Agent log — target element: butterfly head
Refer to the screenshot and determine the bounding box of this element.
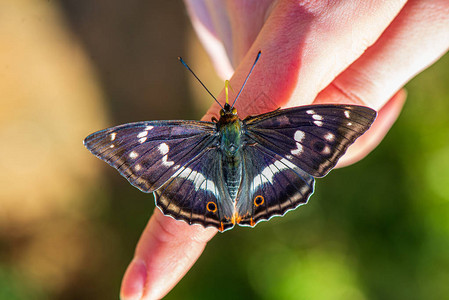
[221,103,237,116]
[218,103,239,125]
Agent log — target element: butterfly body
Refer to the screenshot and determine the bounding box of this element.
[84,103,376,232]
[217,103,244,200]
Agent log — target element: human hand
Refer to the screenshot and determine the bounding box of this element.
[120,1,449,299]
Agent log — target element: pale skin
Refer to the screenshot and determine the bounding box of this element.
[120,1,449,299]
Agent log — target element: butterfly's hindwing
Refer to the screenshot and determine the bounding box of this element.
[154,147,235,231]
[83,121,218,192]
[235,144,315,226]
[244,105,376,177]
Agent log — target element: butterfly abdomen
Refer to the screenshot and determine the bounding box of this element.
[222,154,242,200]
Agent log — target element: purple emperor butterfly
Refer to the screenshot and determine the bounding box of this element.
[84,52,376,232]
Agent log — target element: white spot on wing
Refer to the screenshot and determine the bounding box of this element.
[129,151,138,159]
[161,157,174,167]
[306,110,315,115]
[291,143,303,155]
[145,125,154,131]
[251,176,264,191]
[261,166,273,183]
[110,133,116,141]
[324,133,335,142]
[159,143,169,155]
[322,146,331,155]
[137,131,148,138]
[134,164,142,171]
[171,165,184,178]
[251,158,297,191]
[344,110,350,118]
[175,167,216,194]
[347,122,352,126]
[109,144,115,148]
[294,130,305,142]
[312,114,323,121]
[314,120,323,127]
[159,143,174,167]
[279,158,297,169]
[139,137,147,144]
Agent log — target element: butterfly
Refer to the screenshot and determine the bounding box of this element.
[84,51,376,232]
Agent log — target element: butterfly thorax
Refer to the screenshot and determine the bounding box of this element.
[217,113,242,156]
[217,105,244,199]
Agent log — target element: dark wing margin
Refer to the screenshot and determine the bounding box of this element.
[83,120,218,192]
[243,104,376,177]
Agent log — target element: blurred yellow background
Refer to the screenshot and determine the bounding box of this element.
[1,1,449,300]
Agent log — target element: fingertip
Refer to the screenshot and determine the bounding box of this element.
[122,210,217,300]
[120,258,147,300]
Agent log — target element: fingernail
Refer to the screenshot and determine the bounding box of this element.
[120,258,147,300]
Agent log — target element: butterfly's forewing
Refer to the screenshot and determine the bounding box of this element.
[244,105,377,177]
[154,148,235,231]
[236,143,315,227]
[83,120,218,192]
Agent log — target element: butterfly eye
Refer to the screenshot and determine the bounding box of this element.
[231,107,237,115]
[254,195,264,207]
[206,201,217,213]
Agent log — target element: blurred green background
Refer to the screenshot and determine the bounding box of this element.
[1,1,448,300]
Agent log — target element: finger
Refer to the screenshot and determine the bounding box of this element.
[120,210,216,300]
[312,0,448,163]
[199,0,408,117]
[314,0,449,110]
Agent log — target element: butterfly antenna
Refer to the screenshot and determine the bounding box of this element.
[178,56,223,109]
[231,51,261,108]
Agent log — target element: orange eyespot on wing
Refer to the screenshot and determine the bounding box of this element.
[254,195,264,207]
[206,201,217,213]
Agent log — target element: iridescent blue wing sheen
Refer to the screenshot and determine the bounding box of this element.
[154,148,235,231]
[83,120,218,192]
[243,104,376,178]
[235,143,315,227]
